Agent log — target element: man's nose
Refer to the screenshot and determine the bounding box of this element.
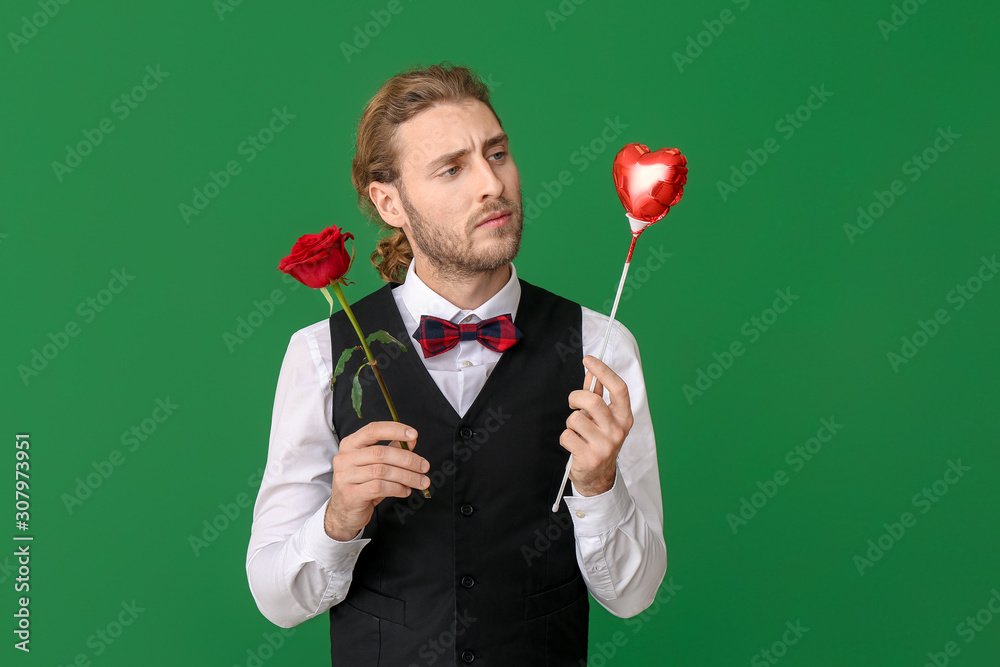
[471,155,504,199]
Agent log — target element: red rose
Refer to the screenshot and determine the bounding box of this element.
[278,226,355,289]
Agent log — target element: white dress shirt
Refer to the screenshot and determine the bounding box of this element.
[246,259,666,628]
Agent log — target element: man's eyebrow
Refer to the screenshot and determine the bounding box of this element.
[426,133,508,172]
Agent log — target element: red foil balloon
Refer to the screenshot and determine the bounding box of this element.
[613,144,688,228]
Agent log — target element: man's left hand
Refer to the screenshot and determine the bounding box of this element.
[560,354,634,497]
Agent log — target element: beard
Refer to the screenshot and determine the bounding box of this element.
[399,185,523,284]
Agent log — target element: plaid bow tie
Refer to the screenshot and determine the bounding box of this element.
[413,313,523,359]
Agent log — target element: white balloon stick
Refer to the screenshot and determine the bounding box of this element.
[552,227,643,512]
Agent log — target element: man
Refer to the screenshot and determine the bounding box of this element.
[247,63,665,665]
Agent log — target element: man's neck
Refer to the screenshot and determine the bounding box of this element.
[412,259,511,311]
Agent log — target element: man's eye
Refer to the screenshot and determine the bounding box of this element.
[442,151,505,177]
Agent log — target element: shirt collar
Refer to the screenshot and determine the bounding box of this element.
[396,257,521,325]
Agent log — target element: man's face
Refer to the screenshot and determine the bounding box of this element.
[390,99,523,282]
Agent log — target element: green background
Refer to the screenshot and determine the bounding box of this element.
[3,0,998,665]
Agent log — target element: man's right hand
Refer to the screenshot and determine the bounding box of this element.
[324,421,430,541]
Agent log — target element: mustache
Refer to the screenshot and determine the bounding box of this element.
[470,198,521,230]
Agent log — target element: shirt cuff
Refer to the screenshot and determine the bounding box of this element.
[298,500,372,572]
[564,465,631,537]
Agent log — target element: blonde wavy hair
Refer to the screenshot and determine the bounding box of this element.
[351,62,502,283]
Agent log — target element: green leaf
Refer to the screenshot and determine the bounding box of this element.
[351,361,370,418]
[332,346,362,385]
[366,329,408,352]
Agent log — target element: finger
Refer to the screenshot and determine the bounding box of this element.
[386,439,421,454]
[361,478,419,500]
[559,429,607,473]
[558,427,588,456]
[568,389,611,427]
[583,368,605,398]
[583,355,631,422]
[343,459,431,492]
[351,440,429,474]
[342,421,419,452]
[566,409,603,444]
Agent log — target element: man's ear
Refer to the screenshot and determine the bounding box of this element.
[369,181,406,230]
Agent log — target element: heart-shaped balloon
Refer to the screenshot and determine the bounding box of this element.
[613,143,688,231]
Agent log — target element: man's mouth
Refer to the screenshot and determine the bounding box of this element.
[476,210,512,229]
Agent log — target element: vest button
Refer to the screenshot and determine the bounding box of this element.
[459,427,474,439]
[461,649,476,663]
[460,503,474,516]
[461,575,475,588]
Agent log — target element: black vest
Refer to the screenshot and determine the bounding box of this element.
[327,278,588,666]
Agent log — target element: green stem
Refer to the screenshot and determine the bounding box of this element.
[330,282,431,498]
[329,282,431,500]
[329,283,401,423]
